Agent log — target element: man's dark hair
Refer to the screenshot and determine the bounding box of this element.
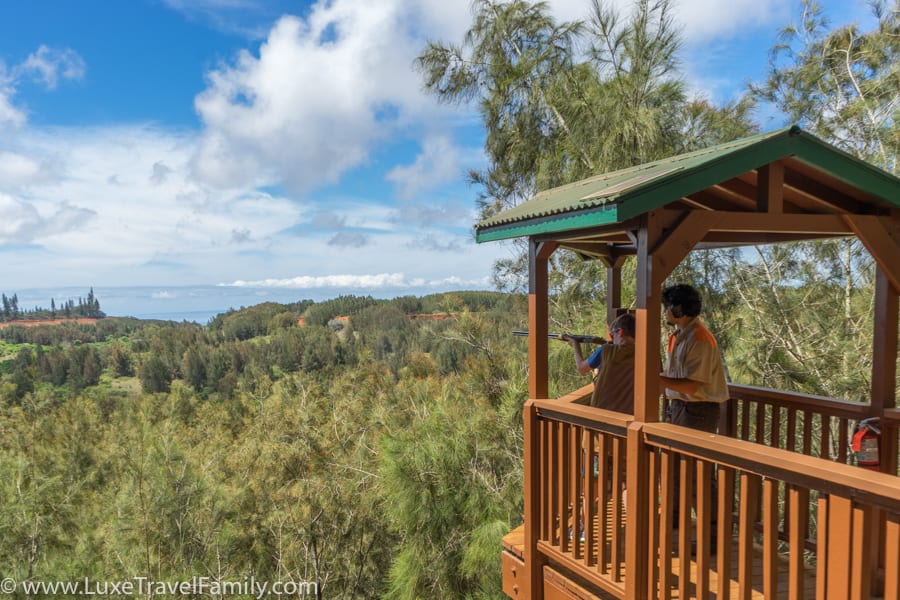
[661,284,702,318]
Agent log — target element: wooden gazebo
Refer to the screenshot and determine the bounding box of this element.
[475,126,900,599]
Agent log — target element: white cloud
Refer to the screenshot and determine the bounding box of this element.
[0,193,94,244]
[224,272,409,288]
[192,1,428,192]
[328,231,370,248]
[221,271,490,289]
[17,45,86,90]
[674,0,787,41]
[387,135,469,199]
[0,150,43,185]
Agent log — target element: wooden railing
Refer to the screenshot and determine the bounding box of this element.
[726,384,900,475]
[725,384,869,463]
[523,390,900,600]
[642,423,900,599]
[530,386,632,598]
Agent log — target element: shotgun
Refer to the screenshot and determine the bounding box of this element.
[512,330,608,344]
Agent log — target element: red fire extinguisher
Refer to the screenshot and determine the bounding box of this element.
[851,417,881,471]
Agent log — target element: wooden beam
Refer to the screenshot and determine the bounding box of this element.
[784,156,876,210]
[711,177,759,209]
[844,215,900,293]
[683,188,741,211]
[757,161,784,214]
[651,211,720,281]
[711,212,850,235]
[606,263,622,325]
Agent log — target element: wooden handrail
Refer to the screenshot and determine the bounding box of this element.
[532,397,631,435]
[727,383,872,419]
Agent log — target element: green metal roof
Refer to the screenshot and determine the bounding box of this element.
[475,126,900,243]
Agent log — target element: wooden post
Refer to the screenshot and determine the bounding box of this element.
[528,240,555,401]
[872,266,899,473]
[625,420,650,600]
[524,239,555,600]
[871,266,899,596]
[606,258,624,327]
[523,399,545,600]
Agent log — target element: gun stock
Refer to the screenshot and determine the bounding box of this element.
[512,330,607,344]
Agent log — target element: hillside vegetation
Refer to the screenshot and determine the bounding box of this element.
[0,291,533,599]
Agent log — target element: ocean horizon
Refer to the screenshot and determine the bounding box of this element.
[12,283,493,325]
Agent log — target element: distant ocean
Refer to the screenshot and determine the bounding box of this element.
[13,284,488,325]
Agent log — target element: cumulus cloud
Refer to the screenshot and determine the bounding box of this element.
[386,135,468,199]
[191,0,435,192]
[18,45,86,90]
[0,194,95,244]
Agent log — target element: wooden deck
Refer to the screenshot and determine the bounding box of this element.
[503,521,821,600]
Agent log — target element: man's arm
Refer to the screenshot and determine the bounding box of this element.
[659,374,701,396]
[563,336,594,374]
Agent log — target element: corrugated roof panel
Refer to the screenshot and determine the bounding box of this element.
[474,126,900,243]
[476,127,792,231]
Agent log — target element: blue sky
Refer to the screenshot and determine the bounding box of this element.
[0,0,871,298]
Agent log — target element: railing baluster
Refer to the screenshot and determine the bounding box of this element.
[647,447,660,599]
[659,449,675,600]
[838,417,849,464]
[771,403,782,448]
[802,409,813,455]
[822,413,832,459]
[696,459,714,596]
[560,422,571,554]
[598,433,609,574]
[787,407,798,452]
[551,420,560,546]
[570,424,581,560]
[611,435,624,582]
[817,496,829,599]
[886,513,900,600]
[788,485,809,600]
[717,466,735,600]
[585,431,597,569]
[756,402,766,444]
[739,472,760,600]
[763,477,778,598]
[540,418,550,542]
[677,455,693,600]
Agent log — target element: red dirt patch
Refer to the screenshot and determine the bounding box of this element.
[0,317,100,329]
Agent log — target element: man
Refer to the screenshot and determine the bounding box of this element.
[659,283,728,555]
[563,312,636,414]
[562,312,636,542]
[659,284,728,431]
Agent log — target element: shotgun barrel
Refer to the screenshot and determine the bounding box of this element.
[512,330,607,344]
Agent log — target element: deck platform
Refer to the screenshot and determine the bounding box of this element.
[502,523,822,600]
